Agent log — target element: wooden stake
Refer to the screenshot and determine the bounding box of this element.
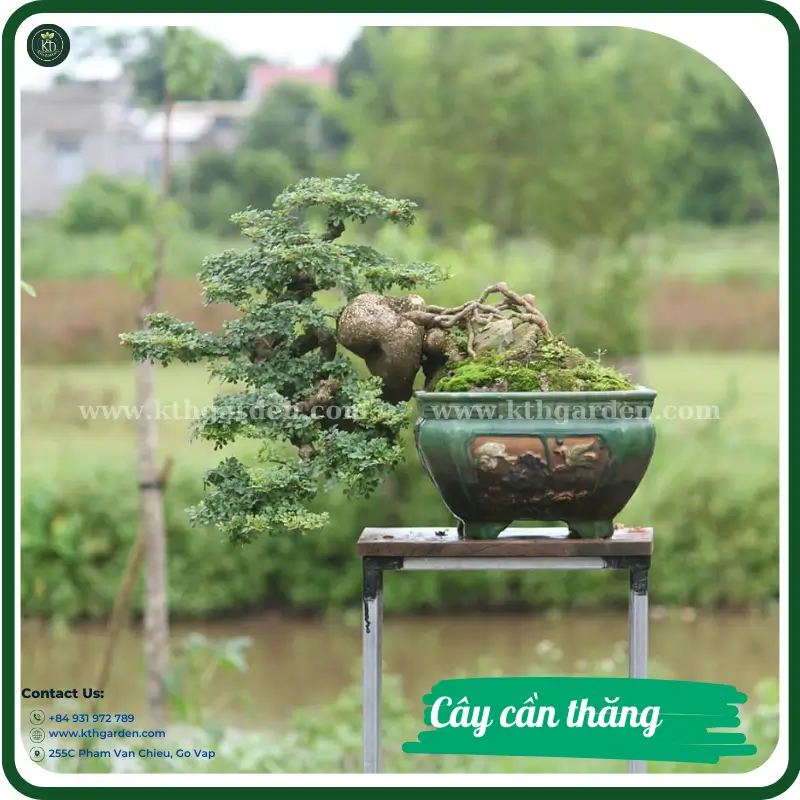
[90,457,174,717]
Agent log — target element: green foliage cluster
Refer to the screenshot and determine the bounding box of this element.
[243,82,346,172]
[58,174,159,234]
[338,26,776,233]
[432,337,636,392]
[120,176,447,545]
[173,149,298,236]
[21,470,272,620]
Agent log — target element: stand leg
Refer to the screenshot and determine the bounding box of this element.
[628,559,649,774]
[363,558,383,773]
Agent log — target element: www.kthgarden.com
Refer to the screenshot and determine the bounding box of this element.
[77,400,720,423]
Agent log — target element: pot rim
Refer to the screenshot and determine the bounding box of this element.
[415,386,657,403]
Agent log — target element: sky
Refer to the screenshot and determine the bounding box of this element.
[19,19,363,89]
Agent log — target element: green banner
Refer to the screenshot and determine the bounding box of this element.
[402,678,758,764]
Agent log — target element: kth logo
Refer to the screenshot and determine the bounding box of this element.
[27,25,70,67]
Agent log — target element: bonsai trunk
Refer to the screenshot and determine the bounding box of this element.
[135,86,173,727]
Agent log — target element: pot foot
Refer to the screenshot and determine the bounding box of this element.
[456,520,510,540]
[566,520,614,539]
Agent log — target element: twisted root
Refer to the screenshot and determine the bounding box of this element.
[402,282,551,357]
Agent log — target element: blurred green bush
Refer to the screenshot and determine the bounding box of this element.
[172,148,298,235]
[59,174,159,234]
[21,430,778,621]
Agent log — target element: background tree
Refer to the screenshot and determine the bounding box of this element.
[335,26,391,98]
[172,147,299,235]
[665,73,778,225]
[243,82,346,173]
[117,26,217,726]
[67,26,257,106]
[125,28,256,106]
[341,27,690,240]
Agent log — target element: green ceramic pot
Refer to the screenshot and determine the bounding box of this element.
[414,389,657,539]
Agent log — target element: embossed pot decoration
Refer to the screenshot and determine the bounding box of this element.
[414,389,657,540]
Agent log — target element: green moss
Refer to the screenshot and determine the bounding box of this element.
[430,336,636,393]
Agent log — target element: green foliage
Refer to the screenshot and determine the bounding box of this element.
[20,424,777,621]
[116,198,190,293]
[164,633,252,727]
[546,243,650,358]
[336,27,391,99]
[178,149,236,194]
[666,65,778,225]
[171,80,348,233]
[63,25,776,238]
[233,149,299,211]
[21,222,242,280]
[69,27,254,107]
[24,212,778,289]
[58,174,159,234]
[432,337,635,392]
[20,469,278,621]
[163,26,219,101]
[174,149,299,235]
[339,27,767,359]
[243,82,343,173]
[642,420,779,607]
[341,27,683,245]
[177,181,244,236]
[120,176,447,544]
[339,26,776,236]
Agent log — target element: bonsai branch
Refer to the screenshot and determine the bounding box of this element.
[320,218,346,242]
[250,328,337,365]
[288,378,341,415]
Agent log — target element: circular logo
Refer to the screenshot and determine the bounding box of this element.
[27,24,70,68]
[30,728,45,743]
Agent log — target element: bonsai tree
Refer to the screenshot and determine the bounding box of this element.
[122,175,632,544]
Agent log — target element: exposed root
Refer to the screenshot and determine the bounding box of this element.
[402,282,551,357]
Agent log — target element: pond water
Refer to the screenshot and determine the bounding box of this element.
[21,609,777,731]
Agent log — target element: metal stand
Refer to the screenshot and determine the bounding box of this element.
[627,560,649,774]
[358,526,652,775]
[362,559,384,774]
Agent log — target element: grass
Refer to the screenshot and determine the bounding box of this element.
[22,352,778,479]
[21,219,779,288]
